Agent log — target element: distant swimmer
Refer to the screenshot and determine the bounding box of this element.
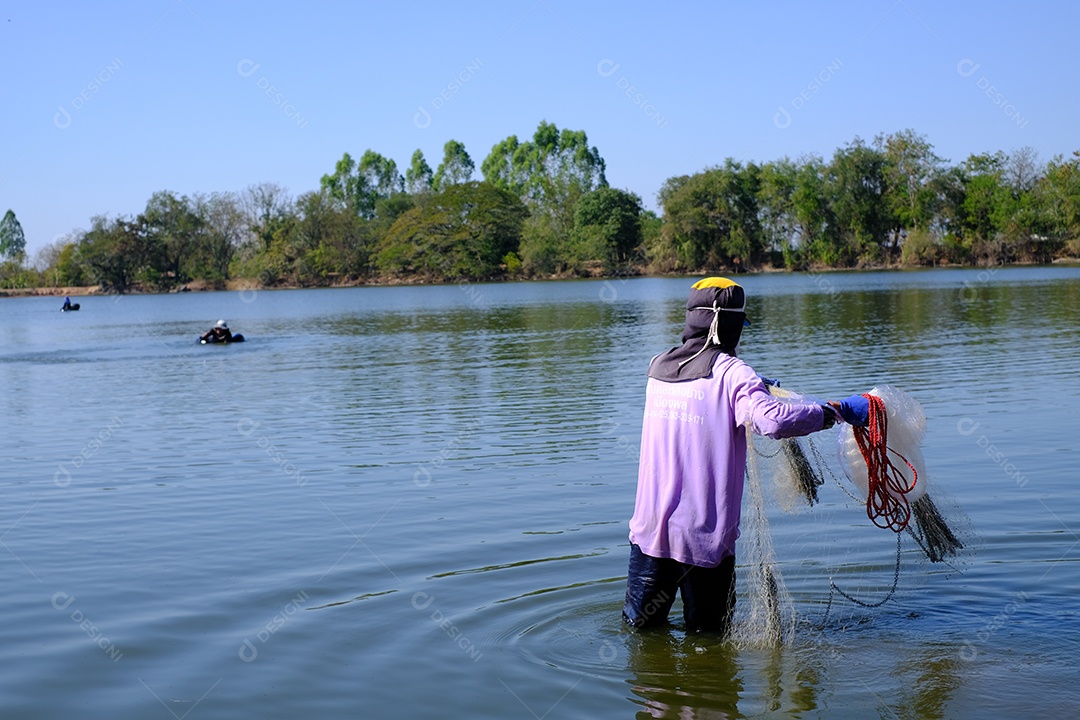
[200,319,244,344]
[61,296,80,311]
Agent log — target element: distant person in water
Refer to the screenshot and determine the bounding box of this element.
[62,296,73,311]
[200,320,233,343]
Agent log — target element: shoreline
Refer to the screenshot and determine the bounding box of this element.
[3,260,1077,298]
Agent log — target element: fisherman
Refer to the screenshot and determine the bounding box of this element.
[623,277,868,635]
[200,319,234,343]
[62,296,73,311]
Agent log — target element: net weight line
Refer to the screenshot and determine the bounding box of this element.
[822,533,903,627]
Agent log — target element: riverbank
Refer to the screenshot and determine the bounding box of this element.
[4,259,1077,298]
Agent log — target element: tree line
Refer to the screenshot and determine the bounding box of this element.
[3,124,1079,292]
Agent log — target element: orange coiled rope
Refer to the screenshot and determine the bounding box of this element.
[853,393,919,532]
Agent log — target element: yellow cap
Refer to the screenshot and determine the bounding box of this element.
[691,277,741,290]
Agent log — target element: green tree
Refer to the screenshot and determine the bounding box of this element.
[483,120,606,204]
[191,192,247,280]
[485,121,608,274]
[140,190,204,287]
[958,152,1012,263]
[376,181,527,280]
[1039,151,1080,255]
[824,138,890,264]
[875,130,945,254]
[656,160,762,272]
[77,215,152,293]
[55,239,88,286]
[791,155,838,265]
[757,158,799,264]
[321,151,404,219]
[433,140,475,190]
[0,209,26,260]
[243,182,293,252]
[320,152,370,216]
[358,150,404,214]
[405,149,434,194]
[569,187,643,271]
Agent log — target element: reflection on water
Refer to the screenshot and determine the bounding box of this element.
[1,268,1080,717]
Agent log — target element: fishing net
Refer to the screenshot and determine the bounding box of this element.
[729,431,797,648]
[733,384,974,646]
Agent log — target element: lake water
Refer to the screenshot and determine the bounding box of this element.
[2,267,1079,718]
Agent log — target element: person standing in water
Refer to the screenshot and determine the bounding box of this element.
[623,277,867,634]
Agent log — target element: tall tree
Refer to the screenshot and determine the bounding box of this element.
[570,187,643,270]
[320,153,370,216]
[1006,146,1041,194]
[243,182,293,251]
[825,138,890,264]
[192,192,247,280]
[756,158,799,259]
[405,149,434,194]
[484,121,608,274]
[358,150,403,209]
[77,215,152,293]
[433,140,475,190]
[0,209,26,260]
[790,155,837,264]
[376,182,527,280]
[322,150,404,219]
[959,152,1010,242]
[875,129,945,247]
[140,190,206,285]
[482,120,606,203]
[658,160,762,271]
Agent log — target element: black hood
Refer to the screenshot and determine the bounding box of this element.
[647,278,749,382]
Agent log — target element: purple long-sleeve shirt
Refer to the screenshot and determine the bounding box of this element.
[629,353,824,567]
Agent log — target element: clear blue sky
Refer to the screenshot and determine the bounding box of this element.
[2,0,1075,259]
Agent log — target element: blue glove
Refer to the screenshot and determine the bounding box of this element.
[835,395,870,427]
